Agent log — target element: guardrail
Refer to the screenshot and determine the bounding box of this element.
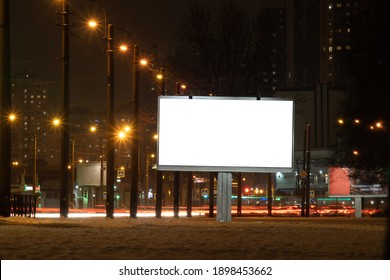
[10,194,37,218]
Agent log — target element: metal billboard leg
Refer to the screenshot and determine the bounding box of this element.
[217,172,232,222]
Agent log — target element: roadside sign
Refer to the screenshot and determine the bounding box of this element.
[300,170,307,178]
[117,169,125,178]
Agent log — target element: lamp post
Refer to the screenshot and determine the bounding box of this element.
[296,112,310,217]
[105,23,115,219]
[305,124,311,217]
[88,0,115,218]
[108,26,137,218]
[57,0,71,218]
[70,137,75,207]
[33,134,37,193]
[130,45,139,218]
[156,68,165,218]
[0,0,11,217]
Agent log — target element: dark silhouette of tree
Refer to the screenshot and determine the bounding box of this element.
[166,1,271,97]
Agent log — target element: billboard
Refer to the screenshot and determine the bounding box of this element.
[328,167,388,197]
[77,162,106,186]
[157,96,294,172]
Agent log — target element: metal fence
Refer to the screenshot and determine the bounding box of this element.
[10,194,37,218]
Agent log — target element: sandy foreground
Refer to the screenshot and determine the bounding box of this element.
[0,216,388,260]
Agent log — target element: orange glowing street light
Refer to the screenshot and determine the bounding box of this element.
[90,125,97,133]
[8,113,16,122]
[88,20,98,28]
[52,118,61,127]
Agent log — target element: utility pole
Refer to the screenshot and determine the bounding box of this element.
[173,82,181,218]
[0,0,11,217]
[301,126,307,217]
[70,138,75,207]
[105,23,115,219]
[33,134,37,193]
[130,45,139,218]
[155,68,165,218]
[58,0,70,218]
[305,124,311,217]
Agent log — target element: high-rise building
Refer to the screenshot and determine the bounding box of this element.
[258,8,287,95]
[286,0,361,88]
[11,71,61,175]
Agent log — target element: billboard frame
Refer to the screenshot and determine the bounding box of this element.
[157,96,295,173]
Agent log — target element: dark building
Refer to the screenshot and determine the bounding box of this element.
[285,0,360,88]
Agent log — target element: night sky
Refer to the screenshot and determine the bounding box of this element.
[10,0,283,113]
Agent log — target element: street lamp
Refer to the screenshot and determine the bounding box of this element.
[87,0,115,218]
[0,0,12,217]
[57,0,71,218]
[106,26,138,218]
[129,44,140,218]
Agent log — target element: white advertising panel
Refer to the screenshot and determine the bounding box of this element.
[157,96,294,172]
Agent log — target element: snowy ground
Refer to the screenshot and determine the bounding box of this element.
[0,215,388,260]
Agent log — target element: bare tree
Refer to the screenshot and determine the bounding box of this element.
[167,2,269,97]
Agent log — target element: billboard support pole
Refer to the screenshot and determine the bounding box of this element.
[217,172,232,222]
[354,197,362,218]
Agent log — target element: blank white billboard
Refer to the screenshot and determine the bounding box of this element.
[157,96,294,172]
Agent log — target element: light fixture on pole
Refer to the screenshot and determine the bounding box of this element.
[112,27,137,218]
[88,0,115,219]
